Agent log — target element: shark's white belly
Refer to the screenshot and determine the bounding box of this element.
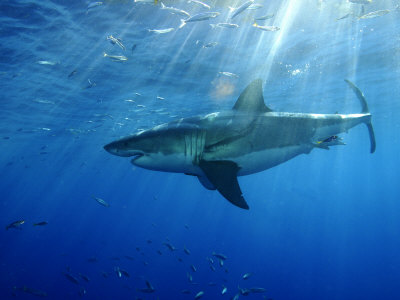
[229,144,313,176]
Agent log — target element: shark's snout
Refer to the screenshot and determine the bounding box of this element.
[104,141,130,157]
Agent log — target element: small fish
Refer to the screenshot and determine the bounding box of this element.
[139,280,155,293]
[5,220,25,230]
[37,60,57,65]
[210,265,216,272]
[349,0,372,4]
[120,269,130,277]
[93,196,109,207]
[210,23,239,29]
[317,135,346,147]
[79,273,90,282]
[114,266,122,278]
[191,264,197,272]
[232,293,240,300]
[250,287,267,293]
[207,257,214,264]
[219,259,224,267]
[101,271,109,278]
[181,289,191,294]
[33,221,48,226]
[14,286,47,297]
[84,79,96,89]
[68,69,77,78]
[131,44,137,53]
[148,28,175,34]
[107,35,125,50]
[79,287,87,296]
[157,250,162,255]
[242,272,252,280]
[212,252,227,260]
[358,9,390,19]
[239,287,251,295]
[163,242,177,251]
[179,12,220,28]
[219,71,239,78]
[336,13,352,20]
[64,273,79,285]
[187,272,193,282]
[254,13,274,21]
[103,52,128,62]
[202,42,218,48]
[230,0,254,19]
[160,2,190,17]
[221,286,227,295]
[247,3,263,10]
[87,2,103,13]
[253,23,280,31]
[188,0,210,9]
[195,291,204,299]
[208,282,217,286]
[184,246,191,255]
[156,96,165,100]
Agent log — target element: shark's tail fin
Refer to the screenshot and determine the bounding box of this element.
[179,19,186,29]
[345,79,376,153]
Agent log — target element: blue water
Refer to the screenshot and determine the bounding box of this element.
[1,0,400,299]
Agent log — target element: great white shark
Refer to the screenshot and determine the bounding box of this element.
[104,79,375,209]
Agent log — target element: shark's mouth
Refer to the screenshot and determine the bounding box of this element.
[130,153,144,163]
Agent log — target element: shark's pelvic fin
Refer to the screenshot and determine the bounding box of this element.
[199,160,249,210]
[344,79,376,153]
[233,79,273,113]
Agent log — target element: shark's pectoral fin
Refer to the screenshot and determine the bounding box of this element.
[197,174,216,190]
[199,160,249,210]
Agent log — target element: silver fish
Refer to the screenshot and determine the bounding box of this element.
[230,0,254,19]
[179,12,220,28]
[358,9,390,19]
[160,2,190,17]
[194,291,204,299]
[148,28,174,34]
[210,23,239,29]
[188,0,210,10]
[254,13,274,21]
[103,53,128,62]
[107,35,125,50]
[253,23,280,31]
[219,71,239,78]
[93,196,110,207]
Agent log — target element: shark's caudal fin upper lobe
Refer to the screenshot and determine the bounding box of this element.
[345,79,376,153]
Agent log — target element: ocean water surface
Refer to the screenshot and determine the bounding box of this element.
[1,0,400,299]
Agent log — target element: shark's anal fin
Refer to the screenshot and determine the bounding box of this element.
[233,79,273,113]
[199,160,249,210]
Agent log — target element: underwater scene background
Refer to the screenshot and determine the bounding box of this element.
[1,0,400,299]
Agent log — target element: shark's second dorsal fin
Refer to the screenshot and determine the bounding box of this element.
[233,79,273,113]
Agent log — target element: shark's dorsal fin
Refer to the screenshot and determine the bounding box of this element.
[199,160,249,209]
[233,79,272,113]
